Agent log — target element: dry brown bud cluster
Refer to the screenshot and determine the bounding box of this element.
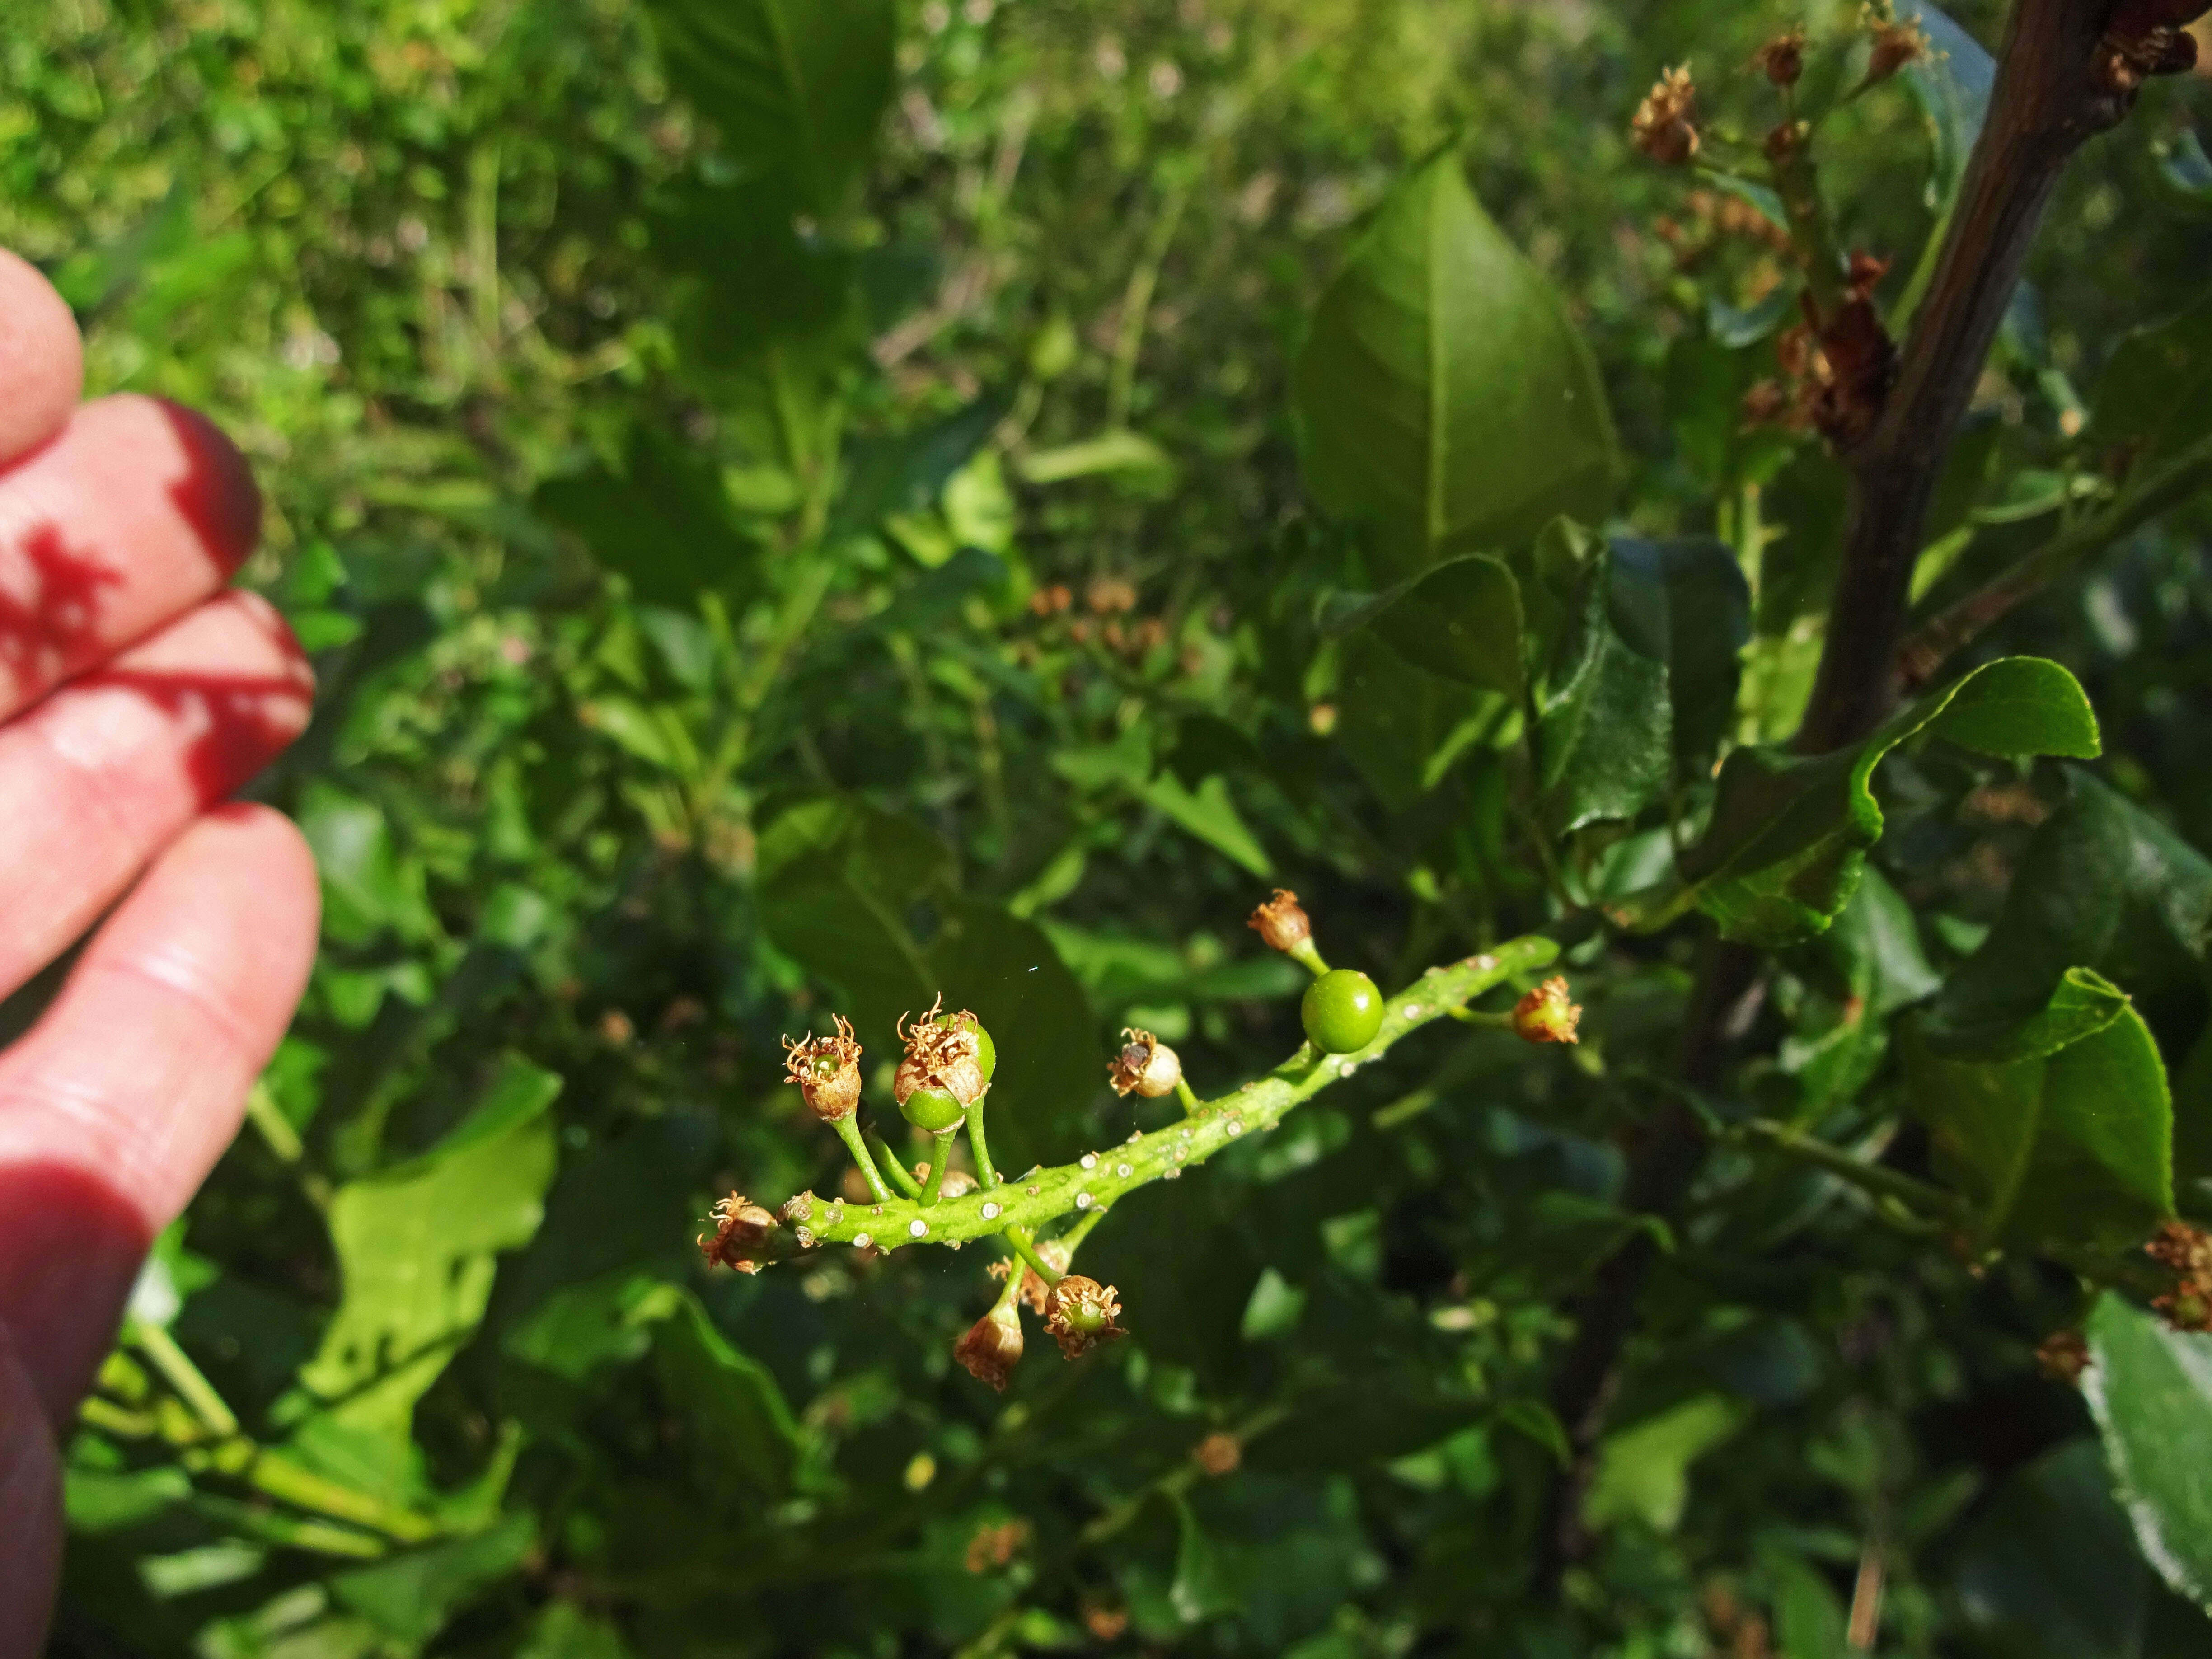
[1755,26,1806,87]
[1631,65,1700,166]
[698,1192,778,1272]
[2148,1220,2212,1331]
[1862,8,1931,84]
[2035,1329,2092,1386]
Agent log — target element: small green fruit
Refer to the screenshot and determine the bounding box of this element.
[900,1084,967,1134]
[939,1010,997,1083]
[1302,969,1383,1054]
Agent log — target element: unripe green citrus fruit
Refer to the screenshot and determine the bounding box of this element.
[1302,968,1383,1054]
[900,1084,968,1134]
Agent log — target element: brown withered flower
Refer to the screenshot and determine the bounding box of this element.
[2036,1329,2093,1387]
[1248,888,1313,955]
[1510,976,1583,1045]
[894,994,988,1110]
[1109,1028,1184,1098]
[1863,8,1931,84]
[1192,1430,1243,1476]
[698,1192,778,1272]
[954,1299,1026,1391]
[1631,65,1700,166]
[2148,1220,2212,1332]
[782,1015,863,1121]
[1045,1275,1127,1359]
[1755,26,1807,87]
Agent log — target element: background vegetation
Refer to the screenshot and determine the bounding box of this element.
[8,0,2212,1653]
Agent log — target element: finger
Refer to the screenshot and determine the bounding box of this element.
[0,590,313,1002]
[0,1325,61,1659]
[0,805,319,1421]
[0,394,261,722]
[0,248,82,466]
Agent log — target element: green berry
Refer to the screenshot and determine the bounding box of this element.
[1302,968,1383,1054]
[900,1083,967,1134]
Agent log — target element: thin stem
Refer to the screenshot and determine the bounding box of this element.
[1738,1118,1970,1220]
[866,1128,925,1200]
[1173,1076,1200,1115]
[244,1079,303,1164]
[127,1319,239,1439]
[1003,1227,1064,1289]
[1448,1007,1512,1029]
[964,1095,1001,1189]
[1288,937,1330,977]
[1894,431,2212,691]
[830,1115,897,1204]
[917,1131,955,1209]
[1106,173,1190,429]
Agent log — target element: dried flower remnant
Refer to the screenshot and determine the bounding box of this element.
[1861,7,1930,84]
[2147,1220,2212,1331]
[963,1518,1032,1573]
[1510,976,1583,1045]
[782,1015,863,1121]
[1248,888,1313,954]
[1631,65,1700,166]
[1192,1430,1242,1476]
[954,1299,1025,1391]
[1045,1275,1126,1358]
[698,1192,778,1271]
[2035,1329,2092,1386]
[1756,26,1807,87]
[895,994,990,1112]
[1109,1028,1184,1098]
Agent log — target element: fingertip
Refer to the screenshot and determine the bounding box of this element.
[143,398,262,576]
[0,249,83,468]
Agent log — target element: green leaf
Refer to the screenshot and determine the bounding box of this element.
[926,899,1101,1173]
[2093,289,2212,475]
[1952,1439,2147,1659]
[1782,867,1941,1110]
[1014,429,1178,489]
[1673,657,2100,946]
[641,0,893,216]
[292,1065,561,1491]
[331,1510,536,1645]
[1169,1495,1238,1624]
[1317,553,1527,701]
[297,783,438,948]
[2085,1292,2212,1615]
[755,795,952,1042]
[1936,769,2212,1049]
[1583,1393,1746,1534]
[1904,968,2172,1263]
[1292,153,1617,574]
[535,425,759,606]
[1135,771,1274,879]
[1901,5,1995,206]
[651,1291,803,1500]
[1535,532,1749,833]
[1333,631,1500,811]
[1762,1549,1850,1659]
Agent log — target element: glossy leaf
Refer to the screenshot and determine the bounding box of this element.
[642,0,894,215]
[2085,1292,2212,1614]
[1292,154,1617,572]
[1317,553,1527,701]
[1904,968,2172,1261]
[1902,4,1995,205]
[651,1291,804,1500]
[1936,767,2212,1047]
[1674,657,2101,946]
[1953,1440,2147,1659]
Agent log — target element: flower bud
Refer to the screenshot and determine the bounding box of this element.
[1755,27,1805,87]
[781,1016,862,1121]
[1247,888,1313,955]
[1045,1275,1126,1359]
[954,1299,1025,1391]
[1509,976,1582,1045]
[698,1191,778,1271]
[1108,1028,1183,1098]
[1631,65,1699,166]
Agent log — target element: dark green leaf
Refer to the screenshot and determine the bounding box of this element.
[1952,1440,2146,1659]
[1902,5,1995,205]
[331,1511,536,1644]
[535,425,759,606]
[1317,553,1527,701]
[1534,534,1668,834]
[1904,968,2172,1262]
[1583,1394,1745,1534]
[2093,290,2212,475]
[1292,154,1617,573]
[1333,631,1498,811]
[1616,536,1751,770]
[651,1291,803,1500]
[1674,657,2100,946]
[2085,1292,2212,1614]
[641,0,894,215]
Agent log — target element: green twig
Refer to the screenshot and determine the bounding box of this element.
[126,1319,239,1440]
[830,1115,897,1204]
[1738,1118,1970,1221]
[867,1128,926,1200]
[1287,937,1331,977]
[964,1095,1001,1189]
[917,1131,955,1209]
[1003,1227,1064,1289]
[1173,1076,1201,1115]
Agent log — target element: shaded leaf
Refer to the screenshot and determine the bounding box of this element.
[331,1510,535,1645]
[642,0,893,215]
[1905,968,2172,1263]
[1317,553,1526,701]
[1952,1440,2146,1659]
[2093,290,2212,476]
[1673,657,2100,946]
[1293,154,1617,574]
[651,1291,803,1500]
[1902,5,1995,205]
[535,426,759,605]
[2085,1292,2212,1614]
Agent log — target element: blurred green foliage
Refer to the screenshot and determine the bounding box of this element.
[10,0,2212,1654]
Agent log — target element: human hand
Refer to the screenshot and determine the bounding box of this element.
[0,248,319,1653]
